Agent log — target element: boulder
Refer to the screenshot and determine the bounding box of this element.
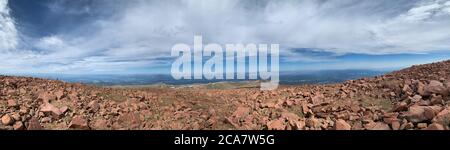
[334,119,351,130]
[1,114,13,125]
[423,80,447,96]
[267,119,286,130]
[69,116,90,130]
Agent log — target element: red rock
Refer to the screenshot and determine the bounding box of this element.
[55,90,64,100]
[403,84,413,93]
[391,102,408,112]
[391,121,400,130]
[27,117,43,130]
[311,94,324,105]
[302,103,309,114]
[410,95,422,102]
[432,107,450,125]
[118,113,141,129]
[390,92,396,97]
[11,113,20,121]
[13,121,24,130]
[366,122,390,130]
[350,105,360,112]
[424,123,445,130]
[406,106,437,123]
[38,92,55,103]
[400,122,414,130]
[69,116,90,130]
[423,80,447,96]
[39,103,62,118]
[383,117,398,124]
[351,121,364,130]
[68,93,79,102]
[281,112,300,127]
[285,99,294,106]
[306,117,321,129]
[295,120,306,130]
[232,106,250,119]
[267,119,286,130]
[91,119,109,130]
[383,112,398,118]
[261,102,276,108]
[88,100,100,112]
[41,117,51,123]
[7,99,18,108]
[334,119,351,130]
[417,82,426,96]
[1,114,13,125]
[430,94,443,105]
[19,107,28,115]
[59,106,69,114]
[225,117,240,128]
[417,123,428,128]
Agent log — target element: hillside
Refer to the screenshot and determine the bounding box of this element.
[1,60,450,130]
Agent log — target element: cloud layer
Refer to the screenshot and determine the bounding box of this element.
[0,0,17,51]
[1,0,450,74]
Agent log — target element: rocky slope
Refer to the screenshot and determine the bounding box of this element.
[1,60,450,130]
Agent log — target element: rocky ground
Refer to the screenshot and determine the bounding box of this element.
[1,60,450,130]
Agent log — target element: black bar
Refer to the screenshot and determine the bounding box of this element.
[0,131,449,148]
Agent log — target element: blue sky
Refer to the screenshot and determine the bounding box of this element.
[1,0,450,75]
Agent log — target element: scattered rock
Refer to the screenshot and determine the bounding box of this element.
[91,119,109,130]
[430,94,444,105]
[334,119,351,130]
[391,102,408,112]
[306,117,321,129]
[59,106,69,114]
[281,112,301,128]
[2,60,450,130]
[13,121,24,130]
[232,106,250,119]
[88,100,100,112]
[391,121,400,130]
[1,114,13,125]
[19,107,28,115]
[406,106,437,123]
[267,119,286,130]
[424,123,445,130]
[118,113,141,129]
[424,80,448,96]
[69,116,90,130]
[400,122,414,130]
[432,107,450,126]
[27,117,43,130]
[40,103,62,118]
[417,123,428,129]
[7,99,18,108]
[366,122,390,130]
[11,113,20,121]
[411,95,422,102]
[417,82,426,96]
[55,90,64,100]
[41,117,51,123]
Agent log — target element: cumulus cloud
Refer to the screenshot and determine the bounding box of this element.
[0,0,18,51]
[2,0,450,74]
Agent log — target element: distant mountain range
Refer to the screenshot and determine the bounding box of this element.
[11,69,388,86]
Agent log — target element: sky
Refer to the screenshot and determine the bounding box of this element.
[1,0,450,75]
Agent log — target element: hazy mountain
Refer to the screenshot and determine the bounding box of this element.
[12,69,388,86]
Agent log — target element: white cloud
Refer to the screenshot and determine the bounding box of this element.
[2,0,450,74]
[0,0,18,51]
[36,36,65,51]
